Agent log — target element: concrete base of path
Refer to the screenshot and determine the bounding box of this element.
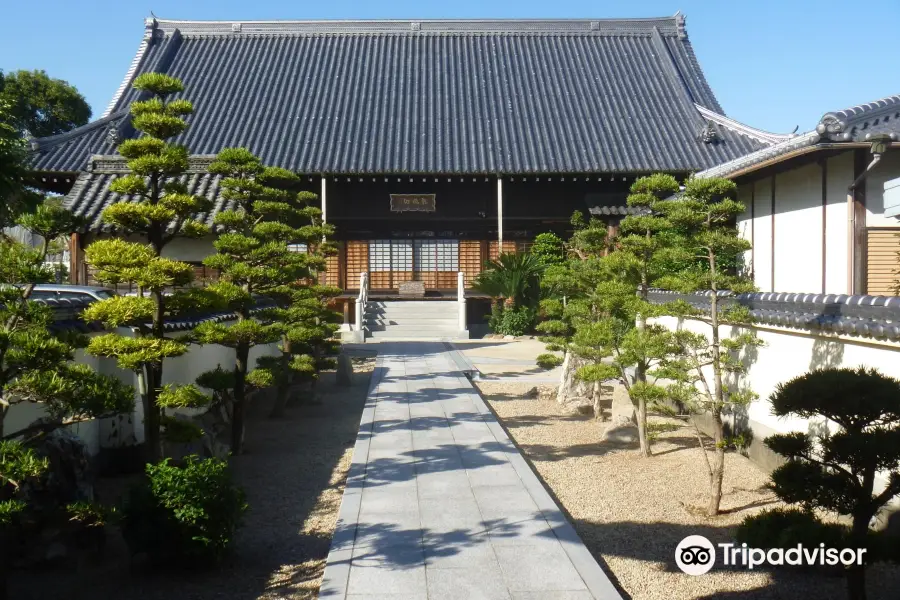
[320,341,622,600]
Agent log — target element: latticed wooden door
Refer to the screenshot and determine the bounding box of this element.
[368,239,413,289]
[414,240,459,288]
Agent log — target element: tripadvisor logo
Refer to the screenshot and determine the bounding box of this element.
[675,535,867,575]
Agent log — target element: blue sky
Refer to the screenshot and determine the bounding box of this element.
[2,0,898,134]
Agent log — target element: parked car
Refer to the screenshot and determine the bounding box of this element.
[24,284,117,303]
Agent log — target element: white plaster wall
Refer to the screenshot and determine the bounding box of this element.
[751,177,773,292]
[866,151,900,228]
[4,323,280,454]
[736,184,754,277]
[738,151,858,295]
[656,314,900,435]
[162,324,281,417]
[825,152,854,294]
[160,236,216,263]
[772,163,821,293]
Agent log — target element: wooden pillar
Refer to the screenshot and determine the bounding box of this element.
[497,176,504,245]
[849,149,868,295]
[321,175,327,223]
[770,174,776,293]
[69,233,80,284]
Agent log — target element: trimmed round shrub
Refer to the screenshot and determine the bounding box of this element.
[536,353,563,370]
[499,307,534,336]
[737,507,847,557]
[121,455,247,566]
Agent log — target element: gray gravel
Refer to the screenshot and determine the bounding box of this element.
[482,389,900,600]
[9,357,375,600]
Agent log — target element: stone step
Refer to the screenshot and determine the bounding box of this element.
[365,318,459,326]
[366,331,463,339]
[365,324,460,333]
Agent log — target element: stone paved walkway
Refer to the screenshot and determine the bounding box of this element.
[320,341,622,600]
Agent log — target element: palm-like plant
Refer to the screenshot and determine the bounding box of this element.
[473,252,544,308]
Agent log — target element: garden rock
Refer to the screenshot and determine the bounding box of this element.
[600,415,639,445]
[336,353,353,386]
[561,396,594,417]
[611,383,635,421]
[601,383,638,445]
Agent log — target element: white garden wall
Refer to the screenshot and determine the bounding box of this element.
[655,314,900,504]
[4,321,280,455]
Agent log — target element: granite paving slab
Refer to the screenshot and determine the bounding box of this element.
[319,341,622,599]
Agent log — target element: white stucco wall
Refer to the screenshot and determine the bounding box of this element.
[655,315,899,494]
[748,177,773,291]
[772,162,821,293]
[4,322,280,455]
[824,152,854,294]
[160,236,216,262]
[735,150,896,295]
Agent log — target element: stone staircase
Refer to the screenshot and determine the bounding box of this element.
[364,300,466,340]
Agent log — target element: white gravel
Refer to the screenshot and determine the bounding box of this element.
[481,389,900,600]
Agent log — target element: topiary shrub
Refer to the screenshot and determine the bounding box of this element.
[499,307,534,336]
[121,456,247,566]
[737,508,848,560]
[536,353,563,370]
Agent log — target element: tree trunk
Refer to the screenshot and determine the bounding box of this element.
[707,249,725,517]
[636,392,650,457]
[269,352,291,418]
[231,342,249,454]
[707,410,725,516]
[845,511,871,600]
[846,566,867,600]
[143,366,162,463]
[269,343,292,418]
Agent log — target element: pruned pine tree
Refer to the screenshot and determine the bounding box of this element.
[0,203,133,600]
[262,282,341,419]
[82,73,213,463]
[194,149,331,453]
[740,368,900,600]
[535,211,609,405]
[573,175,681,456]
[257,188,340,419]
[654,176,760,516]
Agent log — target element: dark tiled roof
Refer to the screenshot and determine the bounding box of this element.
[699,93,900,179]
[817,95,900,142]
[33,15,765,175]
[66,156,226,233]
[648,289,900,341]
[29,110,128,172]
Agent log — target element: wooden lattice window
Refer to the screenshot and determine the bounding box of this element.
[488,240,517,261]
[866,228,900,296]
[345,241,368,289]
[459,240,484,288]
[414,240,459,272]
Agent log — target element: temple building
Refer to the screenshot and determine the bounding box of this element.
[28,14,789,301]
